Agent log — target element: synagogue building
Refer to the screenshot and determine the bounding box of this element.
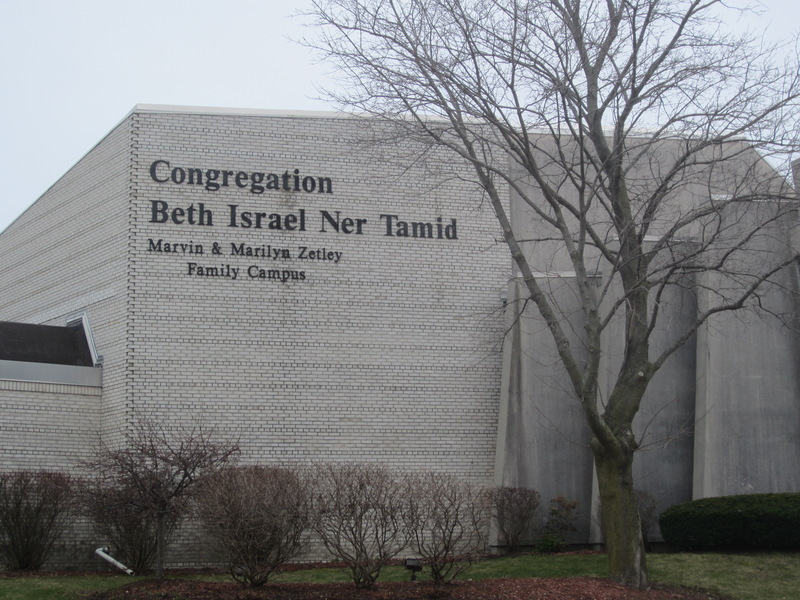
[1,105,798,565]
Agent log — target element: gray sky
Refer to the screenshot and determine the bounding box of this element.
[0,0,797,233]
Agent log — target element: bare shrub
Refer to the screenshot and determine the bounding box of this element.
[309,462,406,589]
[195,465,309,587]
[404,471,490,587]
[635,490,658,552]
[80,481,169,574]
[82,418,239,577]
[489,486,541,552]
[0,471,73,570]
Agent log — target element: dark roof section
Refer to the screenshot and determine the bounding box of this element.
[0,321,95,367]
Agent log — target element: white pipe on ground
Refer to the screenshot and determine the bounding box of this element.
[94,547,135,575]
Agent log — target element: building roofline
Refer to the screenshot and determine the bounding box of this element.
[0,104,354,234]
[129,104,350,120]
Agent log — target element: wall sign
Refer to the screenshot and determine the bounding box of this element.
[145,160,459,283]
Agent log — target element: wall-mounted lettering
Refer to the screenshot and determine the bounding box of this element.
[149,202,457,240]
[149,160,333,194]
[146,160,461,283]
[380,214,458,239]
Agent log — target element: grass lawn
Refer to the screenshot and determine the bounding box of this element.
[648,553,800,600]
[0,552,798,600]
[0,574,145,600]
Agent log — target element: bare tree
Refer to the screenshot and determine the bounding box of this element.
[305,0,800,588]
[403,472,490,588]
[195,465,309,587]
[82,418,239,577]
[309,462,406,589]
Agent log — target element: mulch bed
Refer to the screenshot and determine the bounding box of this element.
[84,577,730,600]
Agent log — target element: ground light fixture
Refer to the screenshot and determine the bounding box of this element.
[404,558,423,581]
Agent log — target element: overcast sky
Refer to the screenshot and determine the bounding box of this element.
[0,0,797,233]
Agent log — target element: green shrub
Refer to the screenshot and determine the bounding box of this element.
[534,533,565,553]
[659,493,800,551]
[534,496,579,553]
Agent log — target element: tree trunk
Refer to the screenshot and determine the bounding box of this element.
[593,440,647,589]
[156,512,166,579]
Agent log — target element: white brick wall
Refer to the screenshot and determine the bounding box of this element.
[0,108,512,476]
[0,107,512,566]
[125,109,510,482]
[0,380,100,470]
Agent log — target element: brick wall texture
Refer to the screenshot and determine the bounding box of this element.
[0,106,510,514]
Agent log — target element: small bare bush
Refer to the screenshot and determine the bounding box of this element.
[489,486,541,552]
[0,471,73,570]
[195,465,309,587]
[310,463,406,589]
[635,490,658,551]
[404,472,490,587]
[80,481,171,574]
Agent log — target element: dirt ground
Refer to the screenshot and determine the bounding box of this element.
[85,576,729,600]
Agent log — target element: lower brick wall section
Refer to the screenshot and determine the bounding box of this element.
[46,519,99,572]
[0,379,101,472]
[0,379,102,570]
[46,520,379,572]
[164,522,336,571]
[49,520,333,572]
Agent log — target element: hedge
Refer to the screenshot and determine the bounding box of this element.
[659,493,800,551]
